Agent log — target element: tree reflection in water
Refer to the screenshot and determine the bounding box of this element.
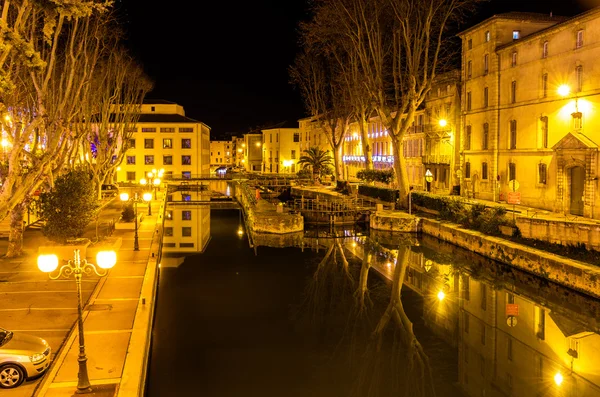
[296,234,436,397]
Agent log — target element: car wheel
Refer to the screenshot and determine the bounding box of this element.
[0,364,25,389]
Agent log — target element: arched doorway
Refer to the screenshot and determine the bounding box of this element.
[570,166,585,216]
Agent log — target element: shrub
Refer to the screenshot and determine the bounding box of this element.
[356,169,395,184]
[358,185,399,202]
[39,170,99,243]
[121,203,135,222]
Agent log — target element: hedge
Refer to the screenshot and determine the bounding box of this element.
[358,185,399,202]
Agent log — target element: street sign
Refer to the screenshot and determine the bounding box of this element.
[507,192,521,205]
[507,316,518,327]
[506,303,519,316]
[508,179,519,192]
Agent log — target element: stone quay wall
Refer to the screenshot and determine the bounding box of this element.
[421,218,600,299]
[516,217,600,251]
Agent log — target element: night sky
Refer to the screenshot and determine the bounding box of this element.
[119,0,597,139]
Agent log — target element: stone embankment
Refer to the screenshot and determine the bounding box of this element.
[370,210,600,299]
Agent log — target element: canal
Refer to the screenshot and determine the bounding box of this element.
[147,204,600,397]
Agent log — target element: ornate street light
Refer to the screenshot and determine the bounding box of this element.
[38,249,117,393]
[120,192,150,251]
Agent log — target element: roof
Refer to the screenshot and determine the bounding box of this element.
[552,132,598,151]
[458,12,568,37]
[142,99,177,105]
[137,113,201,123]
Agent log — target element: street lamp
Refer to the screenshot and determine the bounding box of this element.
[120,192,150,251]
[145,169,163,200]
[38,249,117,394]
[425,169,433,192]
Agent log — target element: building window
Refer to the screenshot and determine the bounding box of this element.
[165,210,173,220]
[160,127,175,133]
[145,155,154,165]
[128,127,138,133]
[182,193,191,202]
[164,227,173,237]
[180,243,194,248]
[512,30,520,40]
[163,139,173,149]
[179,127,194,133]
[465,161,471,179]
[141,128,156,133]
[576,30,584,48]
[485,30,490,42]
[181,138,191,149]
[126,171,136,181]
[293,133,300,142]
[465,125,471,150]
[538,163,547,184]
[542,73,548,98]
[467,91,472,111]
[511,81,517,103]
[163,155,173,165]
[510,120,517,149]
[182,210,192,220]
[126,156,136,165]
[182,155,191,165]
[483,87,489,108]
[576,65,583,92]
[482,123,489,150]
[144,139,154,149]
[482,162,488,180]
[182,227,192,237]
[483,54,489,75]
[511,52,517,67]
[509,162,516,181]
[540,116,548,148]
[182,171,191,179]
[467,60,472,78]
[468,38,472,50]
[481,284,487,310]
[542,41,548,58]
[291,150,296,160]
[128,138,135,149]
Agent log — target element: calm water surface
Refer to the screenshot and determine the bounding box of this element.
[147,207,600,397]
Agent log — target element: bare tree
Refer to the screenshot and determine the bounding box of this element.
[0,1,113,256]
[289,47,352,181]
[75,46,153,199]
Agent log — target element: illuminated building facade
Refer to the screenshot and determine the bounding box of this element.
[459,10,600,218]
[243,133,263,172]
[116,100,210,182]
[209,140,232,169]
[261,128,301,174]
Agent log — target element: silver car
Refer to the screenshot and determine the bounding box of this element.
[0,328,51,389]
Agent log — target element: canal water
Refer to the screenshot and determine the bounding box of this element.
[147,205,600,397]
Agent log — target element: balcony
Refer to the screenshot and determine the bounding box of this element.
[421,154,451,165]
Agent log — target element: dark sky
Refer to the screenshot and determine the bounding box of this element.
[119,0,597,139]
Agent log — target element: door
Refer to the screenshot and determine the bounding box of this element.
[570,166,585,216]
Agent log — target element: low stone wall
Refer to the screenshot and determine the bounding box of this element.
[516,217,600,251]
[370,210,420,233]
[421,218,600,299]
[291,186,346,201]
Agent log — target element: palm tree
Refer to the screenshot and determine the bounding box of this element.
[297,147,333,183]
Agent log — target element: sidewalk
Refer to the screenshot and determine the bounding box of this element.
[0,189,164,397]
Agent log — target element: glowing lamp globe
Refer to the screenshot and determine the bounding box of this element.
[557,85,570,97]
[439,119,448,127]
[554,372,563,386]
[153,178,161,186]
[140,178,147,186]
[96,251,117,269]
[120,192,130,202]
[38,254,59,273]
[143,192,152,202]
[437,290,446,301]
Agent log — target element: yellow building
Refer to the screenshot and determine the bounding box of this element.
[116,100,210,182]
[162,190,211,253]
[243,133,263,172]
[209,140,233,169]
[261,128,301,174]
[459,10,600,218]
[232,136,245,168]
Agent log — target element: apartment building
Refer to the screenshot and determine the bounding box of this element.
[232,136,245,168]
[243,133,263,172]
[209,140,233,169]
[116,100,210,182]
[261,128,301,174]
[459,10,600,218]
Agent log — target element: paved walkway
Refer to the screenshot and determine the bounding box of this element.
[1,188,163,397]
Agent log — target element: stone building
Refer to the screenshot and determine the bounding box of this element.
[261,128,301,174]
[459,10,599,218]
[116,100,210,182]
[243,133,263,172]
[209,140,233,169]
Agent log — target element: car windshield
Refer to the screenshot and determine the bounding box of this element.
[0,328,13,347]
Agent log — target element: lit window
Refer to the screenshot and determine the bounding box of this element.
[513,30,520,40]
[163,138,173,149]
[485,30,490,42]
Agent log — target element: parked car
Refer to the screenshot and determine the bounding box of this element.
[101,184,119,198]
[0,328,51,389]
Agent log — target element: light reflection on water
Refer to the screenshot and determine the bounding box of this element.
[151,204,600,397]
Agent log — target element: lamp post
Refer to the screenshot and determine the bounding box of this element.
[38,249,117,394]
[145,169,163,200]
[425,169,433,192]
[120,192,150,251]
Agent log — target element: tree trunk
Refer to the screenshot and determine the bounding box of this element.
[391,138,410,208]
[5,202,26,258]
[333,144,344,181]
[359,118,372,171]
